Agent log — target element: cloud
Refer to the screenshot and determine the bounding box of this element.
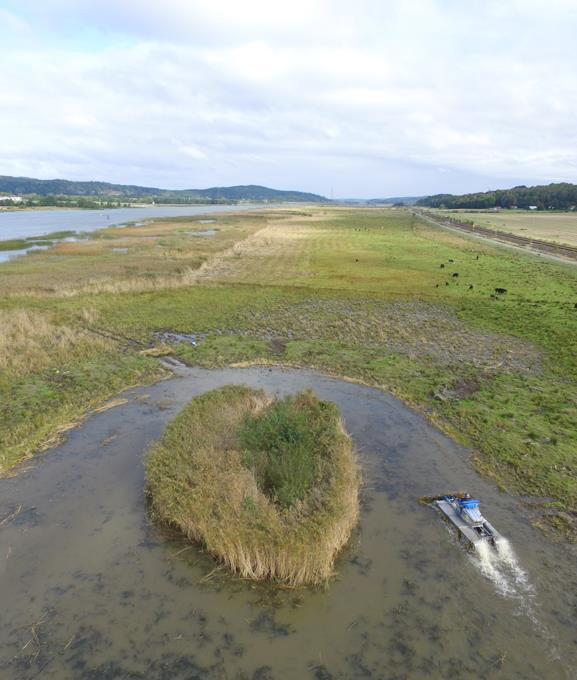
[0,1,576,195]
[180,145,208,161]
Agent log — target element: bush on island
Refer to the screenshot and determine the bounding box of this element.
[146,385,360,585]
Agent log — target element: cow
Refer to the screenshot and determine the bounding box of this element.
[495,287,507,294]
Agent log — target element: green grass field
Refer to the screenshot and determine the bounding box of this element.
[436,209,577,247]
[1,207,576,537]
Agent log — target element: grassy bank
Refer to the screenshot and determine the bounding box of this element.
[0,307,166,473]
[146,386,359,584]
[1,207,576,537]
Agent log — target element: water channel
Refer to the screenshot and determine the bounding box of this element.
[0,367,575,679]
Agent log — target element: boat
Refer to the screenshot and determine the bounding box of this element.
[428,493,504,548]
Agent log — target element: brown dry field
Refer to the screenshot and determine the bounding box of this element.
[437,210,577,247]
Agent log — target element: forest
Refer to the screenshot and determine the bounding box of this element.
[417,182,577,210]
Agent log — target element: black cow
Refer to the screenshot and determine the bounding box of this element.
[495,287,507,294]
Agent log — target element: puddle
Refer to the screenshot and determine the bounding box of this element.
[0,233,91,263]
[0,244,52,263]
[180,229,218,237]
[153,331,201,346]
[0,367,575,679]
[111,247,129,254]
[197,219,216,224]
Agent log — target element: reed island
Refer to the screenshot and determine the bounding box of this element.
[146,385,360,585]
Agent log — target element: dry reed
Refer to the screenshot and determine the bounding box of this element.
[146,385,360,586]
[0,308,112,375]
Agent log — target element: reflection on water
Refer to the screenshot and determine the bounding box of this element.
[0,367,575,679]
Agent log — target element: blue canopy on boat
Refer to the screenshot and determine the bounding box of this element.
[458,498,480,509]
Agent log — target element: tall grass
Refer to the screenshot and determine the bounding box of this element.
[0,308,111,376]
[0,306,166,474]
[146,386,360,585]
[238,394,335,508]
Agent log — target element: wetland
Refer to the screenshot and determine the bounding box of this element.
[1,367,575,679]
[1,206,577,677]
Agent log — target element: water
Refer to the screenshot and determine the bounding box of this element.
[183,229,218,237]
[0,367,575,679]
[0,244,51,263]
[0,204,270,242]
[470,538,533,600]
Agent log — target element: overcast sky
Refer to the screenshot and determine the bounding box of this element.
[1,0,576,198]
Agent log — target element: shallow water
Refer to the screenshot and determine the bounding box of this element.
[0,367,575,679]
[0,204,270,242]
[184,229,218,236]
[0,244,51,262]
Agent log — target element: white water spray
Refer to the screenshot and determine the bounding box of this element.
[470,536,563,664]
[470,537,533,600]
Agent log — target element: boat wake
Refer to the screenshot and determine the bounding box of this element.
[470,537,533,600]
[471,537,567,667]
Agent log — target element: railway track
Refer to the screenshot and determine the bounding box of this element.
[413,210,577,263]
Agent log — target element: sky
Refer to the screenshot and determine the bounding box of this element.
[0,1,576,198]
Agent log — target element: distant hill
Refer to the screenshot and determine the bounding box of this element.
[366,196,423,205]
[339,196,423,205]
[0,175,327,203]
[189,185,326,202]
[417,182,577,210]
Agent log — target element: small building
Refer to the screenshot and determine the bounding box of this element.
[528,205,538,210]
[0,195,23,203]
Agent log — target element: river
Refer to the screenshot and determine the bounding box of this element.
[0,366,575,679]
[0,204,273,242]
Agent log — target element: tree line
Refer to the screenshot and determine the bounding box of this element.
[416,182,577,210]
